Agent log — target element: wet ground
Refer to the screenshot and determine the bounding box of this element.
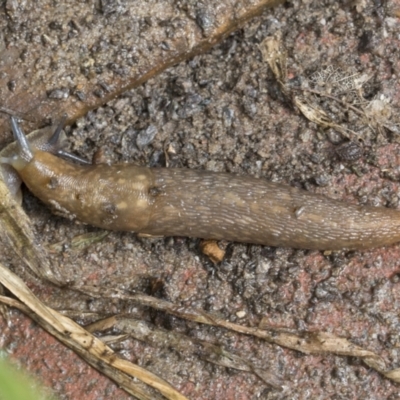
[2,1,400,399]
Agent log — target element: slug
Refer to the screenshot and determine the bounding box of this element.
[2,116,400,251]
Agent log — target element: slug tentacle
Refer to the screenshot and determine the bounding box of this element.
[10,116,34,164]
[56,149,91,165]
[3,116,400,251]
[46,114,67,148]
[42,114,89,164]
[2,117,89,168]
[45,115,91,165]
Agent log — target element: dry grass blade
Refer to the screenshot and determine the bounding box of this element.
[47,231,110,253]
[86,315,283,390]
[384,368,400,382]
[77,285,400,384]
[293,96,336,128]
[259,33,287,90]
[0,180,61,285]
[0,263,188,400]
[293,96,358,137]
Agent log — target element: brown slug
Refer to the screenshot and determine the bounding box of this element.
[2,116,400,251]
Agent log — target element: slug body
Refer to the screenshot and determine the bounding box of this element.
[3,117,400,251]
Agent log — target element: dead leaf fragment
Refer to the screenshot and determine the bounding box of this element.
[200,239,225,263]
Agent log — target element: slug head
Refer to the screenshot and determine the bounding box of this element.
[0,115,71,201]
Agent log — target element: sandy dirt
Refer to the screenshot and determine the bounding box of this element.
[2,1,400,399]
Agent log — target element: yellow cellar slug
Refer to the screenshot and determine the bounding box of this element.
[2,116,400,251]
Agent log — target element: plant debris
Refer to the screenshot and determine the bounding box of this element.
[260,35,400,141]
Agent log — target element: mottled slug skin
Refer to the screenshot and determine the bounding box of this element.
[15,150,400,250]
[18,151,155,232]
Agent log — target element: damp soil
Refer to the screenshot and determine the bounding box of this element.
[2,1,400,399]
